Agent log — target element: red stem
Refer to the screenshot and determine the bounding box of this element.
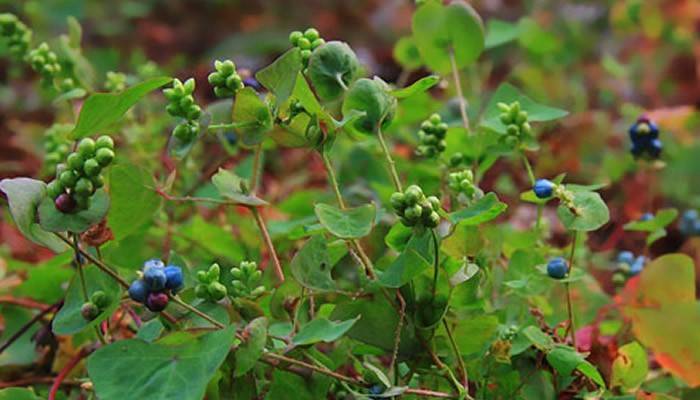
[48,348,91,400]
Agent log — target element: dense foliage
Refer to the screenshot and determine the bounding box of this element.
[0,1,699,399]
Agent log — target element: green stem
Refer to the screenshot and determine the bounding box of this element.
[71,234,89,301]
[565,231,578,348]
[207,121,255,131]
[448,48,469,132]
[54,233,130,289]
[250,143,263,194]
[431,229,440,298]
[521,152,535,186]
[169,295,226,329]
[376,126,403,192]
[443,319,468,393]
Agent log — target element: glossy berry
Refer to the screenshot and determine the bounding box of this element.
[616,251,634,265]
[90,290,110,309]
[533,179,555,199]
[546,257,568,279]
[83,158,101,176]
[680,209,699,236]
[54,193,76,213]
[95,148,114,166]
[46,180,64,199]
[80,302,100,321]
[144,266,167,291]
[164,265,184,291]
[128,279,149,303]
[145,292,169,312]
[66,153,84,170]
[95,135,114,150]
[144,258,165,271]
[629,256,646,276]
[639,213,654,222]
[77,138,96,158]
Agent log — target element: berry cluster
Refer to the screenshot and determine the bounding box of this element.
[46,136,115,213]
[128,259,184,312]
[533,178,577,211]
[80,290,110,321]
[612,251,646,284]
[27,42,61,86]
[195,263,228,302]
[497,101,532,145]
[680,210,700,236]
[448,152,466,168]
[289,28,325,66]
[163,78,202,143]
[416,113,448,158]
[105,71,127,92]
[546,257,568,279]
[43,123,73,174]
[208,60,244,98]
[447,169,482,204]
[231,261,265,300]
[390,185,441,228]
[629,116,662,160]
[0,13,32,59]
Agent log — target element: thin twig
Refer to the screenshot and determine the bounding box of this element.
[443,319,468,391]
[249,207,285,284]
[448,47,469,131]
[54,233,130,289]
[48,347,92,400]
[0,301,61,354]
[169,295,226,329]
[376,127,403,192]
[250,143,263,194]
[565,231,578,349]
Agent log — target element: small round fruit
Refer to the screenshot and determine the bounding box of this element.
[46,180,64,199]
[145,292,169,312]
[95,148,115,166]
[80,302,100,321]
[74,177,94,195]
[639,212,654,222]
[90,174,104,189]
[207,282,227,301]
[164,265,184,291]
[66,152,84,170]
[128,280,148,303]
[297,37,311,50]
[404,185,423,204]
[95,135,114,150]
[546,257,568,279]
[144,258,165,271]
[629,256,646,276]
[59,170,78,188]
[616,251,634,265]
[83,158,101,176]
[304,28,320,41]
[289,30,303,46]
[533,179,555,199]
[390,192,405,210]
[55,193,76,213]
[143,266,167,291]
[77,138,96,157]
[91,290,110,309]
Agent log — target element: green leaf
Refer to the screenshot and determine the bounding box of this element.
[0,306,40,367]
[449,261,479,287]
[72,77,172,139]
[557,191,610,232]
[256,48,302,107]
[443,223,484,259]
[265,370,331,400]
[136,319,164,343]
[307,41,361,102]
[611,341,648,390]
[412,0,485,74]
[38,189,110,233]
[517,17,561,55]
[393,36,422,70]
[13,252,73,303]
[88,326,236,400]
[0,388,41,400]
[546,345,585,376]
[379,230,434,288]
[452,314,499,355]
[484,19,519,49]
[521,325,554,352]
[0,178,66,251]
[234,317,268,377]
[449,192,507,225]
[292,73,324,118]
[290,235,336,291]
[390,75,439,99]
[577,361,605,387]
[342,77,396,136]
[480,83,568,134]
[211,168,268,206]
[292,316,360,346]
[624,208,678,232]
[232,87,273,147]
[314,203,376,239]
[53,264,122,335]
[108,164,161,240]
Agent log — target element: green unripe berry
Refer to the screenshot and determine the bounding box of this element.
[74,177,94,195]
[59,170,78,188]
[300,49,312,63]
[289,30,303,46]
[46,180,64,199]
[427,212,440,227]
[90,174,104,189]
[449,153,464,167]
[405,204,422,220]
[90,290,110,309]
[95,148,115,166]
[74,193,90,209]
[404,185,423,204]
[95,135,114,150]
[208,281,227,301]
[66,152,84,170]
[297,37,311,50]
[390,192,405,210]
[311,38,325,49]
[83,158,101,176]
[77,138,96,157]
[506,124,519,136]
[304,28,320,41]
[195,284,208,299]
[437,122,448,133]
[429,113,441,125]
[428,196,441,210]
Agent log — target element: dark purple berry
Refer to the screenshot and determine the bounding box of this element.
[145,292,169,312]
[55,193,76,213]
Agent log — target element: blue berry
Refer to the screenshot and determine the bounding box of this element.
[616,251,635,265]
[640,213,654,222]
[144,266,167,290]
[164,265,184,291]
[680,210,699,235]
[533,179,555,199]
[629,256,646,276]
[546,257,568,279]
[368,384,383,396]
[143,258,165,271]
[128,279,149,303]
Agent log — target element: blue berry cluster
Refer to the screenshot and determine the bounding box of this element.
[208,60,244,98]
[546,257,568,279]
[629,116,662,160]
[128,259,184,312]
[680,210,700,236]
[612,251,646,284]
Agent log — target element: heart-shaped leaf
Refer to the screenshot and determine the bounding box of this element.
[314,203,375,239]
[292,316,360,346]
[379,229,434,288]
[307,41,360,102]
[234,317,268,377]
[449,192,507,225]
[108,164,161,240]
[557,191,609,232]
[290,235,336,291]
[211,168,268,206]
[88,326,236,400]
[256,48,302,107]
[480,83,568,134]
[232,87,273,147]
[38,189,110,233]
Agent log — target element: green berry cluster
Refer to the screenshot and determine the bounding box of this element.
[0,13,32,59]
[447,169,482,204]
[105,71,127,92]
[46,136,115,213]
[80,290,110,321]
[390,185,441,228]
[43,123,73,174]
[163,78,202,143]
[27,42,61,86]
[497,101,532,145]
[289,28,325,66]
[195,263,228,302]
[230,261,265,300]
[416,113,448,158]
[208,60,244,98]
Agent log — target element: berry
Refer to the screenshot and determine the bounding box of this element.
[546,257,568,279]
[164,265,184,291]
[95,148,115,166]
[680,209,699,235]
[145,292,169,312]
[54,193,76,213]
[304,28,320,41]
[46,180,63,199]
[59,170,78,188]
[66,152,84,170]
[74,177,94,195]
[289,31,303,46]
[83,158,101,176]
[128,279,149,303]
[80,302,100,321]
[144,258,165,271]
[629,256,646,276]
[639,213,654,222]
[616,251,634,265]
[77,138,96,158]
[90,290,110,309]
[533,179,555,199]
[143,266,167,290]
[208,60,244,98]
[95,135,114,150]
